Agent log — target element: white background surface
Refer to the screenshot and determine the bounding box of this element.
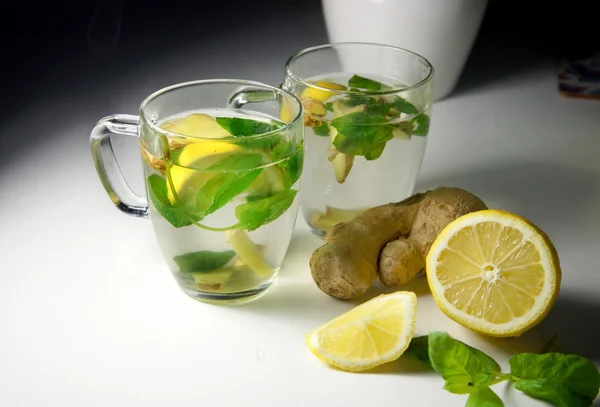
[1,6,600,407]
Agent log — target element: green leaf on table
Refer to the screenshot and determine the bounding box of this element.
[173,250,236,273]
[509,352,600,407]
[406,336,432,366]
[147,174,193,228]
[312,121,330,136]
[428,332,501,394]
[272,142,303,188]
[393,97,420,115]
[466,387,504,407]
[215,117,282,149]
[235,189,298,231]
[411,113,431,136]
[194,153,263,216]
[348,74,393,91]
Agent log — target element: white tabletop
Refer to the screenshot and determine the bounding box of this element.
[1,7,599,407]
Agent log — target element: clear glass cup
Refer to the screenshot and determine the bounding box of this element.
[90,79,304,305]
[282,42,434,236]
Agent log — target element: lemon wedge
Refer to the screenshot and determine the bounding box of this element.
[166,141,242,204]
[163,113,231,139]
[301,80,347,102]
[306,291,417,372]
[426,209,561,337]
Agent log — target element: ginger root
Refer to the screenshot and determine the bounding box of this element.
[309,187,487,299]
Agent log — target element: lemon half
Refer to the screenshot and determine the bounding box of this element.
[426,210,561,337]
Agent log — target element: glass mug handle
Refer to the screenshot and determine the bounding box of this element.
[90,114,149,218]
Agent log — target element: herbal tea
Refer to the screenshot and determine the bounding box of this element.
[299,73,431,235]
[141,109,302,302]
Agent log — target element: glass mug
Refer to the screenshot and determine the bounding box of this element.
[282,42,434,236]
[90,80,304,305]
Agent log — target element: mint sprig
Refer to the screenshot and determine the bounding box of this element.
[348,74,393,91]
[173,250,236,273]
[406,332,600,407]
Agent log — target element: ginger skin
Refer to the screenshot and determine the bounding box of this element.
[309,187,487,299]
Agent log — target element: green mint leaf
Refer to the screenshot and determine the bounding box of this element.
[342,95,372,108]
[406,336,432,366]
[215,117,279,136]
[194,153,263,216]
[215,117,282,150]
[428,332,501,394]
[235,189,298,231]
[147,174,193,228]
[173,250,236,273]
[393,97,420,115]
[325,102,334,112]
[411,113,430,136]
[333,121,393,160]
[272,142,303,189]
[510,352,600,407]
[342,96,393,116]
[170,148,184,165]
[331,111,387,138]
[312,122,330,136]
[348,74,393,91]
[466,387,504,407]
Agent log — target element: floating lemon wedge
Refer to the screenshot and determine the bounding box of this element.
[306,291,417,372]
[301,80,347,102]
[426,209,561,337]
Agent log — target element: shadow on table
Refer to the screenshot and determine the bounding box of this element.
[417,160,600,238]
[479,295,600,361]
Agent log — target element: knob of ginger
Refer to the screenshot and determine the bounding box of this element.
[309,187,487,299]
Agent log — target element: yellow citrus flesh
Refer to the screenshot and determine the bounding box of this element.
[166,142,243,204]
[163,113,231,139]
[301,80,347,102]
[306,291,417,372]
[426,210,561,337]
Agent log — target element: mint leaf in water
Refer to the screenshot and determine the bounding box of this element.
[215,117,279,136]
[170,148,184,165]
[348,74,393,91]
[312,122,330,136]
[272,142,303,188]
[173,250,236,273]
[411,113,431,136]
[215,117,282,150]
[406,336,431,366]
[332,112,393,160]
[393,97,420,115]
[147,174,193,228]
[331,111,388,138]
[510,353,600,407]
[428,332,501,394]
[325,102,334,112]
[466,387,504,407]
[194,153,263,216]
[235,189,298,231]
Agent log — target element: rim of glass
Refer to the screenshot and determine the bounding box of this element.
[284,42,434,96]
[139,79,303,140]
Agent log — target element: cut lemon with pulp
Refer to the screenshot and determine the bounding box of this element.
[166,141,242,204]
[426,210,561,338]
[306,291,417,372]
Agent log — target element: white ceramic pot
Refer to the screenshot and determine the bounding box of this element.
[321,0,489,100]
